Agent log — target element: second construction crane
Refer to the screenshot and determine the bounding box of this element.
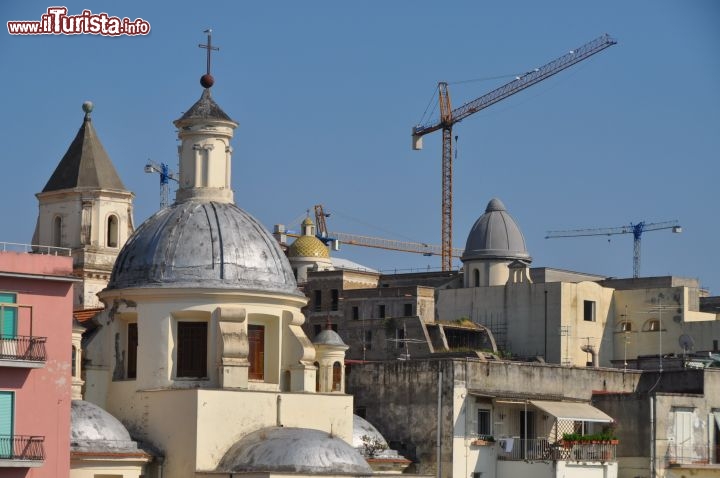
[546,220,682,278]
[412,34,617,271]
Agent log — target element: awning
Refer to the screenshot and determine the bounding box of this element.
[529,400,613,423]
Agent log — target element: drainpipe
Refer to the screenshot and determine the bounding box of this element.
[650,394,656,478]
[580,344,598,367]
[437,368,442,478]
[277,395,282,427]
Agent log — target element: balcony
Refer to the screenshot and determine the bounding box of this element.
[0,435,45,467]
[666,443,720,469]
[498,438,617,462]
[0,336,47,368]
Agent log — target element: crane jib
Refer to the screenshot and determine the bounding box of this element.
[412,34,617,136]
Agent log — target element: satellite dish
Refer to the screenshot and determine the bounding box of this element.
[679,334,695,353]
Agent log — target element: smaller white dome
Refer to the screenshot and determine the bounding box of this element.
[71,400,139,453]
[218,427,372,475]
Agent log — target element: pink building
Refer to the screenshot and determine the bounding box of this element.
[0,245,76,477]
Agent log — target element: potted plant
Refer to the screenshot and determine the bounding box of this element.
[471,435,495,446]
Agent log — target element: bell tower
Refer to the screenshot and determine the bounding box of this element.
[34,101,134,309]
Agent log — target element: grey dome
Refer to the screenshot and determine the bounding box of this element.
[462,198,531,262]
[313,328,347,346]
[352,415,388,449]
[108,201,301,295]
[217,427,372,475]
[70,400,138,453]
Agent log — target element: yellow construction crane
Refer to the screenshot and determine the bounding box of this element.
[412,34,617,271]
[287,205,464,258]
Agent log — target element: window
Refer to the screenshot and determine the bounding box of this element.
[478,409,491,436]
[673,407,694,456]
[331,289,339,311]
[107,215,119,247]
[314,361,320,392]
[248,324,265,380]
[378,304,386,319]
[313,290,322,312]
[176,322,207,378]
[0,292,18,338]
[53,216,62,247]
[404,303,413,317]
[644,319,660,332]
[313,324,322,336]
[127,323,138,379]
[364,330,372,351]
[332,361,342,391]
[352,306,359,320]
[618,321,632,332]
[0,391,14,458]
[474,269,480,287]
[396,327,405,349]
[583,300,596,322]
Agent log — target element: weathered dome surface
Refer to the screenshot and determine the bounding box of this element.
[70,400,138,453]
[217,427,372,475]
[462,198,531,262]
[288,235,330,258]
[352,415,388,449]
[108,201,301,295]
[313,328,347,346]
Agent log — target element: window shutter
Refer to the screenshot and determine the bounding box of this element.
[0,391,14,458]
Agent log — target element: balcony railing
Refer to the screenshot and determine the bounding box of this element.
[0,242,71,256]
[665,443,717,466]
[0,435,45,462]
[497,438,617,462]
[0,336,47,362]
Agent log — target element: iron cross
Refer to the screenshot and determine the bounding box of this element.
[198,29,219,76]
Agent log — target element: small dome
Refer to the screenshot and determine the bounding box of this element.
[217,427,372,475]
[462,198,531,262]
[175,88,235,124]
[71,400,138,453]
[302,217,314,226]
[313,328,347,346]
[288,235,329,259]
[352,415,388,450]
[108,201,301,295]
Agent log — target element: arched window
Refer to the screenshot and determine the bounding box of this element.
[332,361,342,392]
[643,319,660,332]
[107,215,119,248]
[617,321,632,332]
[53,216,62,247]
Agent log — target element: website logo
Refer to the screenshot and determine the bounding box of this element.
[7,7,150,36]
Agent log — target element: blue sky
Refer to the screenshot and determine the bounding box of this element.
[2,1,719,293]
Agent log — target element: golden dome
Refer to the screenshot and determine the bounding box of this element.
[288,235,329,258]
[302,217,314,226]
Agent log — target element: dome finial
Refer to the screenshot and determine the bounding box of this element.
[198,29,218,89]
[82,101,93,120]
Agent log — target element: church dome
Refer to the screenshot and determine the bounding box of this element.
[288,235,330,259]
[217,427,372,475]
[107,201,300,295]
[313,328,347,346]
[352,415,388,450]
[462,198,531,262]
[71,400,139,453]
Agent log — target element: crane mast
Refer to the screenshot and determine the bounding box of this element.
[412,34,617,271]
[545,220,682,278]
[144,159,178,209]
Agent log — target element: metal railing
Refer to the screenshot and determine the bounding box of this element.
[0,336,47,362]
[497,438,617,462]
[665,443,715,465]
[0,242,71,256]
[0,435,45,461]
